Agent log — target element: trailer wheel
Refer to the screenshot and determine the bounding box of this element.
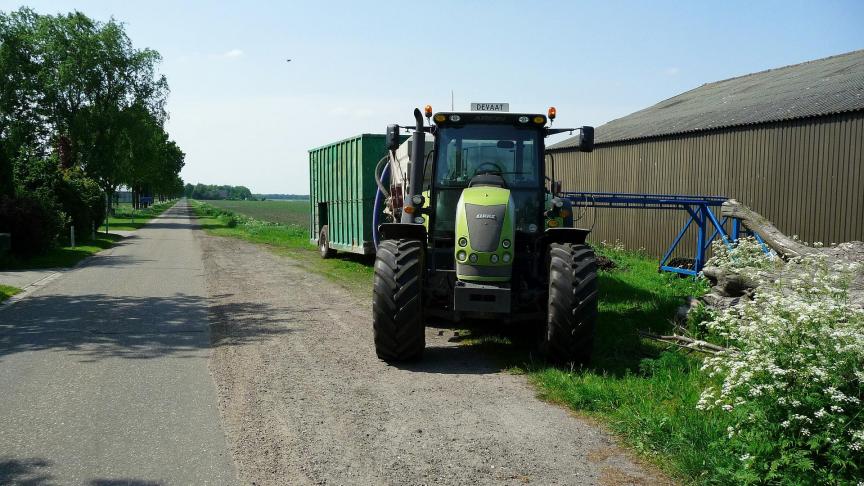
[542,243,598,365]
[318,225,336,259]
[372,239,425,362]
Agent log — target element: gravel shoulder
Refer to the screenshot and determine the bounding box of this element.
[199,233,671,485]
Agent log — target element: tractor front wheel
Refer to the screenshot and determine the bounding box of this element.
[372,239,425,362]
[542,243,599,365]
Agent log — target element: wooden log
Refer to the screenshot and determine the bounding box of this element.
[702,266,761,297]
[721,199,816,259]
[638,331,729,355]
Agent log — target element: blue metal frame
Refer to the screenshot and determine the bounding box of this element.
[562,191,767,276]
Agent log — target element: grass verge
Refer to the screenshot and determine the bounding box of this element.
[190,200,731,483]
[190,201,373,294]
[99,200,175,231]
[0,233,123,270]
[0,284,21,302]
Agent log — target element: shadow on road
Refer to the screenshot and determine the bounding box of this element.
[0,457,54,485]
[137,221,199,231]
[396,344,508,375]
[0,293,294,362]
[0,456,165,485]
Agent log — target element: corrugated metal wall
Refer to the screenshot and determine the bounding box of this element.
[550,111,864,257]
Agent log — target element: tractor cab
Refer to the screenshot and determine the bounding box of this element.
[429,112,547,241]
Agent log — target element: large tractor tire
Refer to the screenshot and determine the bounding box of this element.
[542,243,599,365]
[318,225,336,259]
[372,239,425,362]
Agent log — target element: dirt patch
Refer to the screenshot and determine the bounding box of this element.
[198,233,672,485]
[595,255,618,272]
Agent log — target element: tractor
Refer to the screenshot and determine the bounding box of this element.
[372,105,597,364]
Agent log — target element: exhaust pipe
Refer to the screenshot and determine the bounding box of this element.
[401,108,426,223]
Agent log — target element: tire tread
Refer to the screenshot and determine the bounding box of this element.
[372,239,425,361]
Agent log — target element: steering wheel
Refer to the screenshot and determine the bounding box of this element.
[473,161,504,175]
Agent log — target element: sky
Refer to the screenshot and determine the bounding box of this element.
[3,1,863,194]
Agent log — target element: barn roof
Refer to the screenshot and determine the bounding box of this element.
[549,49,864,150]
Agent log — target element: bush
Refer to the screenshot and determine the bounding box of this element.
[217,213,237,228]
[58,170,105,239]
[0,195,63,257]
[698,255,863,484]
[706,236,780,272]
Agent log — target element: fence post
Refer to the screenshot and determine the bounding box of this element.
[70,225,75,248]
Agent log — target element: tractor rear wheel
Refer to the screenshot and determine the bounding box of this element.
[542,243,598,365]
[318,225,336,259]
[372,239,425,362]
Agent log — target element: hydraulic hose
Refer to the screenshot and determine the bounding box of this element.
[374,155,390,198]
[372,160,390,250]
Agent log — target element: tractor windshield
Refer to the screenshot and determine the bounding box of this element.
[434,124,542,189]
[432,124,544,235]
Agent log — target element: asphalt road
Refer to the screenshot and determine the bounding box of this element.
[0,201,236,485]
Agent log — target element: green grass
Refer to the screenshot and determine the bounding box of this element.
[528,249,734,482]
[0,284,21,302]
[205,199,309,227]
[99,200,175,231]
[190,199,733,483]
[0,234,123,270]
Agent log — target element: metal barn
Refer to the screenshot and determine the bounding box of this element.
[548,50,864,257]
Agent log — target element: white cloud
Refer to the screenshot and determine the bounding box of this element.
[221,48,245,59]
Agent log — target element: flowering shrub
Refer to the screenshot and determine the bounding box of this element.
[698,254,863,483]
[706,236,780,273]
[599,239,627,252]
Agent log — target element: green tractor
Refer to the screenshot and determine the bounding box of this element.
[373,106,597,364]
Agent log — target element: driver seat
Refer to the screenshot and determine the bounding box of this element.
[468,173,507,188]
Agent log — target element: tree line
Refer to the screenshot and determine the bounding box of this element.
[0,8,184,257]
[184,184,253,201]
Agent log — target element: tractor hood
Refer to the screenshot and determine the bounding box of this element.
[454,186,515,282]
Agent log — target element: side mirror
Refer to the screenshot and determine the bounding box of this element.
[385,124,401,151]
[576,126,594,153]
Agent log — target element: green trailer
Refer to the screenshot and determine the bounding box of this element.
[309,134,395,257]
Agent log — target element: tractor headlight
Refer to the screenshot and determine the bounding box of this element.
[450,114,461,122]
[413,216,425,224]
[518,116,529,123]
[502,253,511,263]
[490,254,499,264]
[457,250,467,261]
[528,224,538,233]
[411,194,425,206]
[458,237,468,247]
[468,253,478,263]
[501,239,511,249]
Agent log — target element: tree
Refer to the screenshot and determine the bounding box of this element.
[0,7,184,253]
